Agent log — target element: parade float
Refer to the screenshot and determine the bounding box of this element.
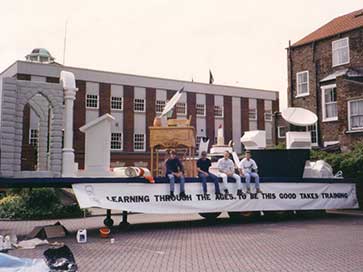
[0,70,359,227]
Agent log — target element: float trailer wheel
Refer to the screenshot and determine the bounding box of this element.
[199,212,221,221]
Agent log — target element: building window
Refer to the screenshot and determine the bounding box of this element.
[111,133,123,150]
[348,99,363,130]
[264,111,272,121]
[278,126,286,138]
[29,129,39,147]
[134,134,145,151]
[176,102,187,115]
[307,123,318,145]
[296,71,309,96]
[134,98,145,112]
[86,94,99,109]
[111,96,123,110]
[332,37,349,67]
[249,109,257,120]
[155,100,165,113]
[214,105,224,118]
[196,104,205,116]
[322,85,338,122]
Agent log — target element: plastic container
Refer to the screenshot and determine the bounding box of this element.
[76,229,87,243]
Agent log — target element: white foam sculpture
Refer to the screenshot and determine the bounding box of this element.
[198,138,210,157]
[79,114,115,176]
[303,160,335,178]
[240,130,266,150]
[60,71,78,177]
[286,131,312,149]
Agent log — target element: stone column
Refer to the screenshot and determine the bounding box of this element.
[62,87,78,176]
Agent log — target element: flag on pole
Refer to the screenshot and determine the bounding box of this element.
[209,69,214,84]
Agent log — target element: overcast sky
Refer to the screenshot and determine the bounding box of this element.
[1,0,362,109]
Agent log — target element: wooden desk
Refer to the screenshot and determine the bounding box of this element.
[149,126,196,177]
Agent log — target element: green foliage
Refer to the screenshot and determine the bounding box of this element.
[0,188,85,220]
[310,142,363,179]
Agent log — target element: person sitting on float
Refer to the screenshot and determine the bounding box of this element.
[238,150,262,194]
[165,150,186,197]
[216,151,243,196]
[197,151,221,196]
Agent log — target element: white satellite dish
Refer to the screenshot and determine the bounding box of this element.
[160,87,184,117]
[281,107,317,126]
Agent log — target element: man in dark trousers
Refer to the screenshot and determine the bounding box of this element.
[165,150,186,197]
[197,151,221,196]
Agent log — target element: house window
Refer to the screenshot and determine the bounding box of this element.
[111,96,123,110]
[176,102,187,115]
[134,134,145,151]
[249,109,257,120]
[307,123,318,145]
[111,133,123,150]
[348,99,363,130]
[86,94,99,109]
[322,85,338,121]
[196,104,205,116]
[134,98,145,112]
[264,111,272,121]
[155,100,165,113]
[296,71,309,96]
[29,129,39,147]
[332,37,349,67]
[278,126,286,138]
[214,105,224,118]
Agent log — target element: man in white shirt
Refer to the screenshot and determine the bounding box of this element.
[217,151,243,195]
[239,151,262,194]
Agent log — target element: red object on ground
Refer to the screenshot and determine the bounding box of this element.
[99,227,110,238]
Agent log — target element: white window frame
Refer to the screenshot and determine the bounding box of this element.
[196,104,206,117]
[277,126,286,139]
[306,123,318,147]
[111,132,123,151]
[111,96,123,111]
[214,105,224,118]
[29,129,39,147]
[86,94,99,109]
[134,133,146,151]
[332,37,350,67]
[176,102,187,115]
[155,100,166,114]
[296,71,309,97]
[248,108,257,120]
[347,99,363,131]
[134,98,145,113]
[321,84,338,122]
[264,110,273,122]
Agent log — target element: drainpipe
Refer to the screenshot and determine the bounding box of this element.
[288,40,294,107]
[312,42,322,147]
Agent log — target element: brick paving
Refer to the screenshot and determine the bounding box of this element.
[1,212,363,272]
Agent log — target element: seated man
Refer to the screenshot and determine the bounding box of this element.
[217,151,243,195]
[239,150,262,194]
[197,151,221,196]
[165,150,186,197]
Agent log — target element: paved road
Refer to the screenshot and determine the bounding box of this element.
[1,212,363,272]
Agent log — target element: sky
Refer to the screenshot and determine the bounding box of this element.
[1,0,362,109]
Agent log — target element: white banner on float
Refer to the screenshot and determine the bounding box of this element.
[72,182,359,213]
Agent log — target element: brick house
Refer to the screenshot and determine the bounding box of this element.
[280,9,363,150]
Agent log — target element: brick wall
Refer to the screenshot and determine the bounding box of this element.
[123,85,134,152]
[74,80,86,169]
[99,83,111,116]
[187,92,196,128]
[223,96,232,142]
[145,88,156,151]
[257,99,265,130]
[206,94,215,147]
[241,97,249,133]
